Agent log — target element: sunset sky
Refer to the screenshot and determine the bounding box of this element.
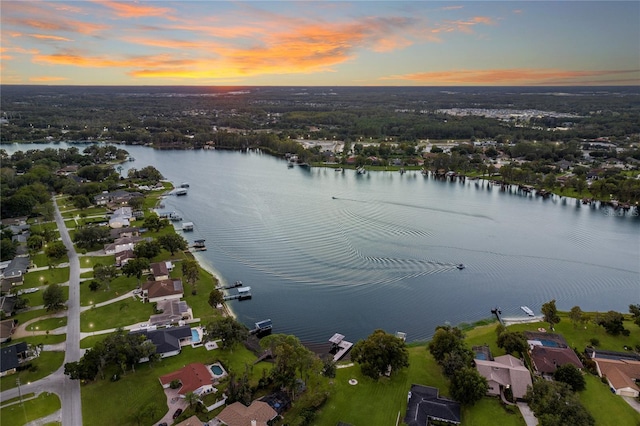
[1,1,639,86]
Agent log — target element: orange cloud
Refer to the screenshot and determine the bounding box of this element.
[96,1,175,19]
[29,34,72,42]
[29,76,69,82]
[5,17,107,35]
[382,68,640,85]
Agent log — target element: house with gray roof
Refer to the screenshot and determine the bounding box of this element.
[130,325,192,361]
[0,341,28,376]
[404,384,461,425]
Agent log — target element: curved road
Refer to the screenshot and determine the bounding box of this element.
[0,196,83,425]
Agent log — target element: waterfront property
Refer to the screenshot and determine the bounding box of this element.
[587,348,640,398]
[130,325,193,360]
[159,363,216,397]
[475,354,533,400]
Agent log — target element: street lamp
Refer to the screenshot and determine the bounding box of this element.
[16,378,28,423]
[90,322,94,336]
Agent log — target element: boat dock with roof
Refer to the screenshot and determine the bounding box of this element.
[329,333,353,361]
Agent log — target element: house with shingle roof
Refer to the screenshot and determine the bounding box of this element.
[529,346,583,378]
[159,363,216,397]
[475,354,532,400]
[595,358,640,397]
[141,278,183,303]
[404,384,461,425]
[130,325,192,360]
[216,400,278,426]
[0,341,28,376]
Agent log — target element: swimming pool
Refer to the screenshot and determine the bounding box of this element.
[538,339,561,348]
[210,363,227,378]
[475,353,488,360]
[191,328,201,344]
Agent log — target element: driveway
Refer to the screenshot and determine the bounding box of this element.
[517,401,538,426]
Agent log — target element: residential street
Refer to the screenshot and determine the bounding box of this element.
[0,196,83,425]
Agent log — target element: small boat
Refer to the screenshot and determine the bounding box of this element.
[287,162,294,168]
[356,166,367,175]
[180,182,190,188]
[182,222,194,231]
[521,306,535,316]
[456,264,465,270]
[335,167,343,172]
[175,188,188,196]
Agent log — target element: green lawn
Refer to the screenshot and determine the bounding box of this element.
[26,317,67,332]
[0,352,65,391]
[505,312,640,353]
[79,274,139,307]
[21,286,69,309]
[28,222,58,235]
[579,374,640,426]
[80,298,153,331]
[81,344,253,426]
[0,392,61,426]
[30,253,49,268]
[23,267,70,288]
[79,255,116,270]
[61,206,108,219]
[80,332,117,349]
[2,334,67,348]
[12,308,50,326]
[312,346,523,426]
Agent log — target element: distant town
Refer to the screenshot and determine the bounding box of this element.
[1,86,639,425]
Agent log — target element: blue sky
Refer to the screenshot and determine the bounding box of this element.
[1,1,638,85]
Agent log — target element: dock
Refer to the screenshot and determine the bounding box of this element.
[191,239,206,251]
[521,306,535,317]
[216,280,244,290]
[182,222,194,231]
[250,319,272,336]
[223,286,252,301]
[329,333,353,362]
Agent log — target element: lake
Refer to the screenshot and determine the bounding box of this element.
[4,142,639,343]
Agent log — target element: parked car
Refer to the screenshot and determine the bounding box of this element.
[158,423,167,426]
[172,408,183,419]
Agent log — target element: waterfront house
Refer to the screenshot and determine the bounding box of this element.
[131,325,192,360]
[475,354,533,400]
[529,346,583,378]
[150,261,170,281]
[404,384,461,425]
[148,299,192,326]
[141,278,183,303]
[216,400,277,426]
[587,348,640,398]
[159,363,216,397]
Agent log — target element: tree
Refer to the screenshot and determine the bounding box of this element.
[72,194,92,210]
[526,380,594,426]
[73,225,111,250]
[569,306,586,329]
[43,283,65,311]
[449,367,488,406]
[94,264,118,291]
[205,317,249,349]
[142,215,163,232]
[629,304,640,327]
[157,234,188,256]
[122,257,150,284]
[89,280,101,292]
[428,325,467,364]
[184,391,199,411]
[208,289,224,308]
[27,234,44,252]
[182,259,199,285]
[260,334,320,400]
[596,310,626,335]
[554,363,586,391]
[133,240,161,259]
[45,241,67,260]
[0,239,17,261]
[497,330,527,356]
[350,329,409,380]
[541,299,561,330]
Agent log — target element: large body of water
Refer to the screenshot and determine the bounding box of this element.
[5,143,639,342]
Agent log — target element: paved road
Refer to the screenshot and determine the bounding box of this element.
[54,196,83,425]
[1,196,84,426]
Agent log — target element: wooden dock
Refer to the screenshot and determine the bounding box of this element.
[329,333,353,362]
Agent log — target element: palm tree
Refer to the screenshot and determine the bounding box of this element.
[185,391,199,411]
